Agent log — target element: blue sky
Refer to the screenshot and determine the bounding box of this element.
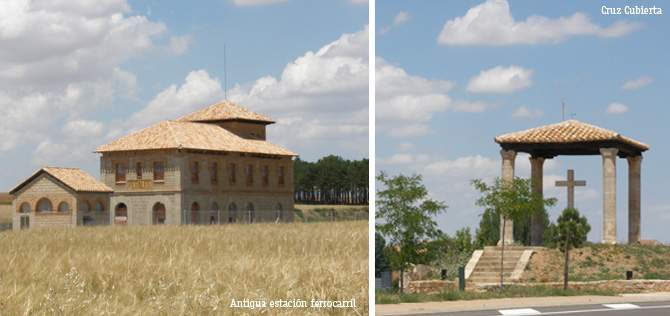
[0,0,368,191]
[376,0,670,243]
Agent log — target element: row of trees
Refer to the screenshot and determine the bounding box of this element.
[376,172,591,292]
[294,155,368,205]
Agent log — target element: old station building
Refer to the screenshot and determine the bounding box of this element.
[11,101,296,229]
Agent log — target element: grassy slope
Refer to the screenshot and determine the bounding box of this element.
[0,222,368,315]
[376,286,617,304]
[523,244,670,282]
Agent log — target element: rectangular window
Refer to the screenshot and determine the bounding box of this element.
[229,163,237,184]
[245,164,253,186]
[210,161,218,185]
[278,166,285,186]
[261,165,269,186]
[115,163,126,183]
[191,161,200,184]
[153,161,165,181]
[135,162,142,180]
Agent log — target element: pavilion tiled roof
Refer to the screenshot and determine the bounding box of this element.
[96,120,296,156]
[178,100,275,124]
[495,120,649,151]
[10,167,113,194]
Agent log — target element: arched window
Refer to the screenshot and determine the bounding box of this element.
[80,201,91,213]
[275,203,283,222]
[153,203,166,225]
[115,203,128,225]
[58,202,71,213]
[228,203,237,223]
[95,201,104,212]
[37,198,53,213]
[190,202,200,224]
[210,202,220,225]
[246,203,255,223]
[19,202,31,213]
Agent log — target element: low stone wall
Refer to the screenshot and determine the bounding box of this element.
[407,280,457,294]
[476,279,670,293]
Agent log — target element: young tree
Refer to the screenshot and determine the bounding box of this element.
[376,172,447,293]
[472,177,556,288]
[375,232,390,277]
[551,208,591,290]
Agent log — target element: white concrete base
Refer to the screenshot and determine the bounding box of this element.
[464,250,483,279]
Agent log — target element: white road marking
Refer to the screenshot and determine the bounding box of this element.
[479,303,670,316]
[602,303,640,310]
[499,308,541,315]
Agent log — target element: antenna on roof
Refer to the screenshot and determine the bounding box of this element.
[224,44,228,100]
[561,98,566,121]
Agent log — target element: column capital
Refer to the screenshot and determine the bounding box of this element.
[529,156,545,163]
[500,149,517,160]
[600,147,619,158]
[627,155,643,164]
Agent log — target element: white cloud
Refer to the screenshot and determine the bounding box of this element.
[0,0,165,155]
[380,153,430,166]
[102,28,369,160]
[607,102,628,114]
[513,106,543,119]
[121,70,224,133]
[231,0,288,6]
[63,119,105,138]
[376,58,495,137]
[381,11,411,34]
[438,0,640,46]
[467,65,533,94]
[169,35,191,55]
[350,0,367,4]
[622,76,653,91]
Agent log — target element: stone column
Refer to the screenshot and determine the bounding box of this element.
[499,149,516,246]
[529,156,545,246]
[627,155,642,244]
[600,148,618,244]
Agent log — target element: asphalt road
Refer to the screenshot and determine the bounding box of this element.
[407,301,670,316]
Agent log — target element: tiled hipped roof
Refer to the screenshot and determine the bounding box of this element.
[96,121,296,156]
[10,167,113,194]
[495,120,649,151]
[178,100,275,124]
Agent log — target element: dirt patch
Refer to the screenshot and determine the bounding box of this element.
[523,244,670,282]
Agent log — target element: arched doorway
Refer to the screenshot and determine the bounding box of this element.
[210,202,220,225]
[115,203,128,225]
[153,203,166,225]
[228,203,237,223]
[190,202,200,224]
[246,203,255,223]
[18,202,30,229]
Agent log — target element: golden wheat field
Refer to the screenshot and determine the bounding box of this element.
[0,221,368,315]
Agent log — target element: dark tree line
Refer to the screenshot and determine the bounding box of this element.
[294,155,368,205]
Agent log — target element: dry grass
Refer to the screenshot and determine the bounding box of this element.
[0,221,368,315]
[523,244,670,282]
[0,204,11,224]
[294,204,368,211]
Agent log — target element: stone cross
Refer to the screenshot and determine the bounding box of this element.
[555,169,586,209]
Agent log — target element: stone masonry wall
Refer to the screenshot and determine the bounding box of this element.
[12,174,76,230]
